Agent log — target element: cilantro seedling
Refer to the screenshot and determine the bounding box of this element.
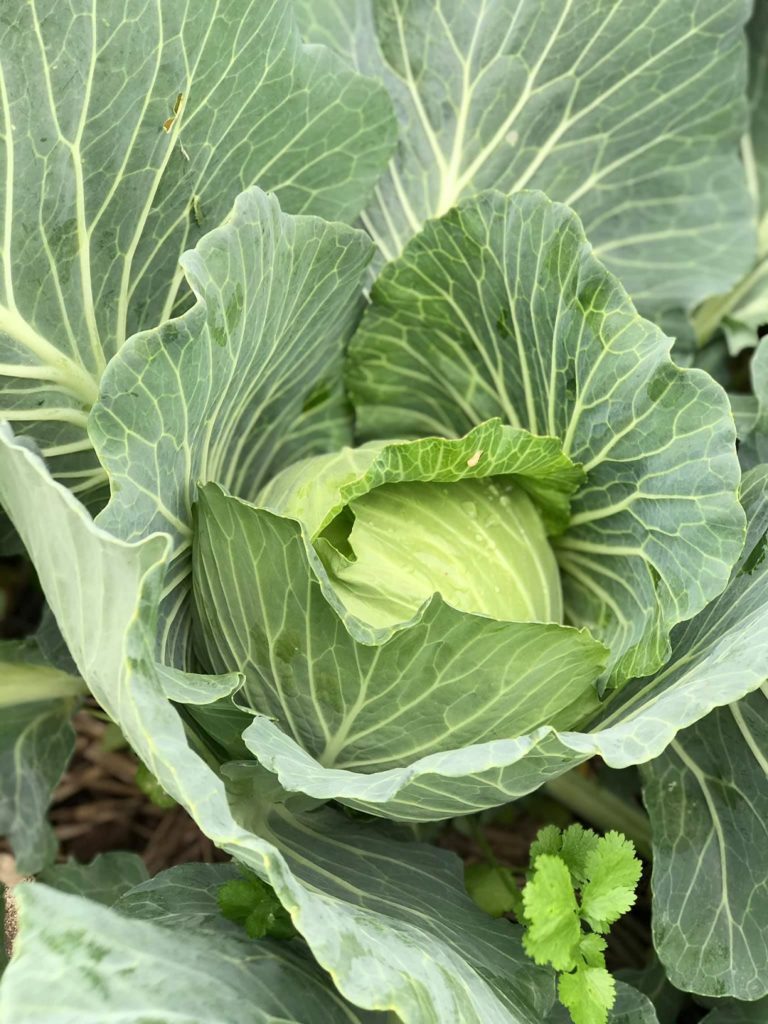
[522,825,642,1024]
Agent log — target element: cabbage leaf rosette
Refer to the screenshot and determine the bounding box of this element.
[181,190,746,821]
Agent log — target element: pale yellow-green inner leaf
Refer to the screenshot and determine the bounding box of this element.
[320,476,562,628]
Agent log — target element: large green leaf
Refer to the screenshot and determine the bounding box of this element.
[194,480,607,776]
[90,187,373,658]
[0,0,394,500]
[616,957,686,1024]
[739,339,768,469]
[643,688,768,1000]
[234,464,768,820]
[0,883,384,1024]
[38,852,149,906]
[0,427,555,1024]
[115,861,241,930]
[0,640,78,873]
[694,0,768,352]
[294,0,753,329]
[348,190,744,683]
[639,468,768,1000]
[702,1000,768,1024]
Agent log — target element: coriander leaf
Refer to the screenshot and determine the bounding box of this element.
[559,825,600,887]
[465,864,524,920]
[578,933,608,971]
[528,825,563,865]
[580,833,642,934]
[522,855,580,972]
[558,965,616,1024]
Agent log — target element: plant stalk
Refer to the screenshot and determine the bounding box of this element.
[544,769,653,860]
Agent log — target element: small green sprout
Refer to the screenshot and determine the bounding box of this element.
[218,869,296,941]
[134,763,176,809]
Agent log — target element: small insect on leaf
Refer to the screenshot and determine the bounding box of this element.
[466,450,483,467]
[191,195,204,226]
[163,92,184,133]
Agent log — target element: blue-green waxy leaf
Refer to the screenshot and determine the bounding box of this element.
[0,640,79,873]
[0,883,385,1024]
[38,852,149,907]
[0,427,555,1024]
[348,190,745,684]
[701,999,768,1024]
[638,467,768,1000]
[640,468,768,1000]
[643,689,768,1000]
[693,0,768,352]
[294,0,753,332]
[91,187,374,659]
[0,0,394,503]
[739,339,768,469]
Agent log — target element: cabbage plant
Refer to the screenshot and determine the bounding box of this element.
[188,190,746,823]
[2,2,768,1023]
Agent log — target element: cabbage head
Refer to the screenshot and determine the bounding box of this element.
[181,190,746,820]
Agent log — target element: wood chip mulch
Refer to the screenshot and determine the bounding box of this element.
[0,708,228,877]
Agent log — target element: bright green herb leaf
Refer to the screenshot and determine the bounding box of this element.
[134,763,177,810]
[522,855,580,972]
[580,833,642,934]
[578,934,608,971]
[558,965,616,1024]
[558,825,601,887]
[218,873,297,941]
[528,825,563,864]
[465,864,524,920]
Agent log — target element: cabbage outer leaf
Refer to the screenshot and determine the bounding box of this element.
[0,639,77,873]
[0,0,394,502]
[193,480,607,775]
[701,1000,768,1024]
[38,852,149,907]
[693,0,768,352]
[90,187,374,661]
[641,470,768,1000]
[240,466,768,820]
[0,883,385,1024]
[348,190,745,683]
[0,426,554,1024]
[294,0,753,333]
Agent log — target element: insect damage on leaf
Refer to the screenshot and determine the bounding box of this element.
[163,92,184,133]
